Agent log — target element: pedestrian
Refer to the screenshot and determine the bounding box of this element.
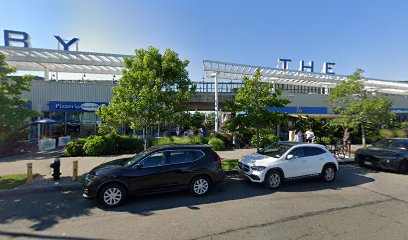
[305,128,314,143]
[296,130,303,143]
[343,128,351,157]
[293,129,299,142]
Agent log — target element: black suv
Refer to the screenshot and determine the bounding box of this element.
[83,144,224,207]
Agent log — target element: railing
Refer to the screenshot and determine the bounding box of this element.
[41,79,329,94]
[193,82,244,93]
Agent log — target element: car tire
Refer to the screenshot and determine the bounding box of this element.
[321,165,336,182]
[98,183,127,208]
[398,160,408,174]
[264,170,282,190]
[190,176,211,197]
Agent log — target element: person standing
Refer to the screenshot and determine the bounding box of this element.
[305,129,314,143]
[343,128,351,157]
[296,130,303,143]
[293,129,299,142]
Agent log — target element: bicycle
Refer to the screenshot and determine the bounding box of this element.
[325,141,346,160]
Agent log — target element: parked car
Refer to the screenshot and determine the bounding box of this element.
[82,144,224,207]
[238,142,338,189]
[355,138,408,174]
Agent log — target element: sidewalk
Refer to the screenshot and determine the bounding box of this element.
[0,148,257,195]
[0,145,363,195]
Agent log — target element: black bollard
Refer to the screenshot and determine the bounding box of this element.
[50,158,61,180]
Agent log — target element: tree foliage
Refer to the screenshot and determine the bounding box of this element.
[0,53,38,155]
[225,69,290,151]
[98,47,195,135]
[328,69,394,146]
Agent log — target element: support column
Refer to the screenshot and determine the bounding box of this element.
[44,67,49,81]
[213,73,219,132]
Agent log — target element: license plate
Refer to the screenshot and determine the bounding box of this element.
[364,161,373,166]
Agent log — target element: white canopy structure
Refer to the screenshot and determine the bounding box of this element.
[0,46,129,77]
[203,60,408,96]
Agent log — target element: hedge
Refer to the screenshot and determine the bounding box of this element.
[64,134,144,157]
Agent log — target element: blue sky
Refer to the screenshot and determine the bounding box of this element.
[1,0,408,81]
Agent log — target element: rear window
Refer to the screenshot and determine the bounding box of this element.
[303,147,326,157]
[167,150,205,164]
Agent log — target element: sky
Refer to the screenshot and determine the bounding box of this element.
[1,0,408,81]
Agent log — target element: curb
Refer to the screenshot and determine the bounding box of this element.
[0,183,82,197]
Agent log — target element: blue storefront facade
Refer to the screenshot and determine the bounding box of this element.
[47,101,108,137]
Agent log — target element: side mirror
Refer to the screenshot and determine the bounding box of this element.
[275,155,281,158]
[286,154,294,160]
[136,163,142,169]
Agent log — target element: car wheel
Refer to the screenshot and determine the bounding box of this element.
[265,170,282,190]
[398,160,408,174]
[98,183,127,208]
[190,176,211,197]
[322,165,336,182]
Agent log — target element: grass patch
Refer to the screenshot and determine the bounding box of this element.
[0,174,39,190]
[221,159,238,171]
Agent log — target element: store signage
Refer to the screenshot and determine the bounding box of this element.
[278,59,335,75]
[80,103,100,111]
[268,107,328,114]
[49,101,108,112]
[3,29,79,51]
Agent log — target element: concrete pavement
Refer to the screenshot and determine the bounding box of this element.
[0,165,406,240]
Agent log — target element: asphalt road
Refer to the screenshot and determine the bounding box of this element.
[0,164,407,240]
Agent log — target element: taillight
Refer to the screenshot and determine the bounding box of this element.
[214,154,221,164]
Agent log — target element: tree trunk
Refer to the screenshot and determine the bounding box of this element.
[256,127,260,153]
[143,128,147,150]
[361,123,366,148]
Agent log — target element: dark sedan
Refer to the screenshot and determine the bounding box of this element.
[355,138,408,174]
[83,144,224,207]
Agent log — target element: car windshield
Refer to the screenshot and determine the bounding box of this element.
[259,142,293,157]
[373,139,408,150]
[123,148,153,167]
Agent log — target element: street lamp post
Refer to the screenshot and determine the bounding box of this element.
[212,72,220,132]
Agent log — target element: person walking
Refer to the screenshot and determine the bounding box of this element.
[305,129,314,143]
[343,128,351,157]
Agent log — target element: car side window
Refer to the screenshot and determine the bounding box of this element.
[168,150,194,164]
[303,147,326,157]
[139,152,165,168]
[288,147,304,159]
[167,150,205,165]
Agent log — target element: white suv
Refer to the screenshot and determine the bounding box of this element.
[238,142,338,189]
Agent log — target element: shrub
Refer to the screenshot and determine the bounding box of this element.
[210,133,233,149]
[117,135,144,154]
[157,137,173,145]
[154,136,209,146]
[251,133,279,148]
[83,135,107,156]
[315,136,337,146]
[64,134,144,156]
[379,129,395,138]
[395,129,407,138]
[208,138,225,151]
[63,138,86,156]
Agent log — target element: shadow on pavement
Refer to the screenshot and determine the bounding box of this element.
[0,230,103,240]
[0,165,375,233]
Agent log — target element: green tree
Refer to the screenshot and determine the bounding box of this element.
[226,69,290,151]
[98,47,195,143]
[0,53,38,155]
[329,69,394,147]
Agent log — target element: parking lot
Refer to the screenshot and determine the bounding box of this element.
[0,164,407,240]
